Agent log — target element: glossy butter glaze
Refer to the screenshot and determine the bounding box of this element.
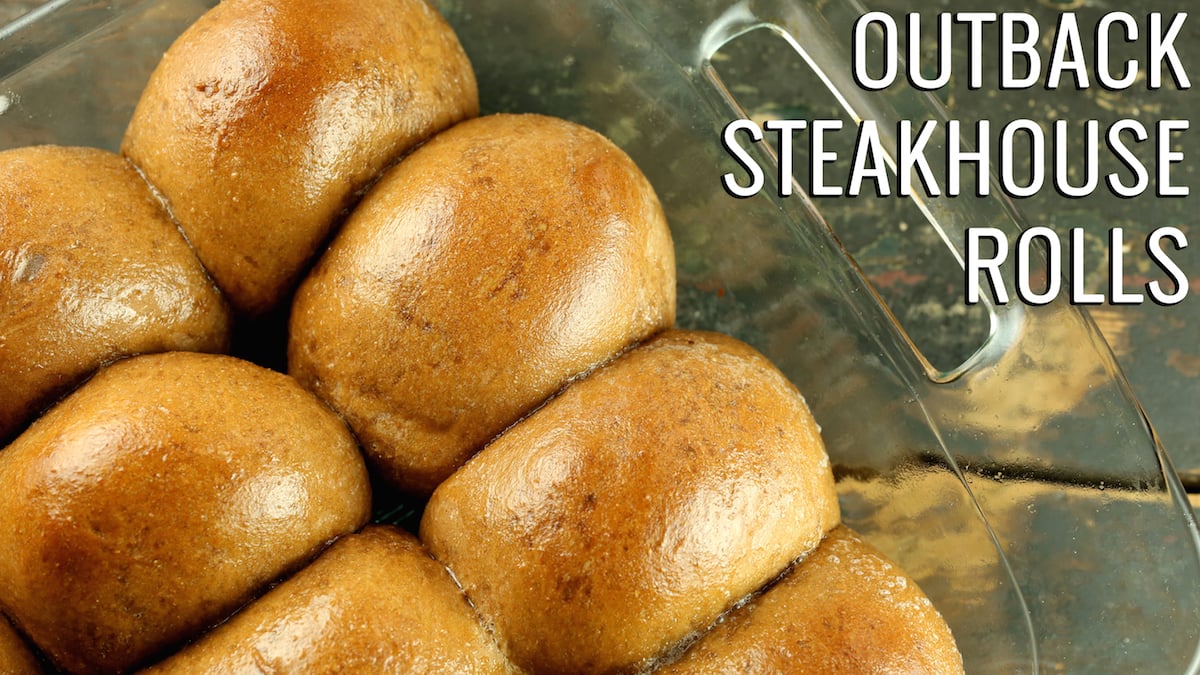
[0,352,371,674]
[122,0,478,315]
[421,330,838,674]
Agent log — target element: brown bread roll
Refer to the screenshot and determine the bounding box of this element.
[122,0,478,316]
[0,352,371,674]
[0,145,230,443]
[420,330,838,674]
[658,526,964,674]
[144,526,513,675]
[0,614,41,675]
[290,113,676,496]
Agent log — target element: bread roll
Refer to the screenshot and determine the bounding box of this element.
[144,526,513,674]
[0,614,41,675]
[0,145,230,443]
[290,113,676,496]
[420,330,838,674]
[0,352,371,674]
[658,526,964,674]
[122,0,478,315]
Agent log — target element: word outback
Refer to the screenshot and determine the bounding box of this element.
[720,10,1192,306]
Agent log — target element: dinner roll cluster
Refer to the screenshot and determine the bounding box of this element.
[0,0,962,672]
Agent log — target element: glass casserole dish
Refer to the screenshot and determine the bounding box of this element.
[1,0,1198,671]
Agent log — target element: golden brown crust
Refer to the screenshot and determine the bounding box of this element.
[0,614,41,675]
[0,352,371,674]
[144,526,514,675]
[0,145,231,443]
[420,329,838,674]
[658,526,964,675]
[122,0,478,316]
[289,113,676,496]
